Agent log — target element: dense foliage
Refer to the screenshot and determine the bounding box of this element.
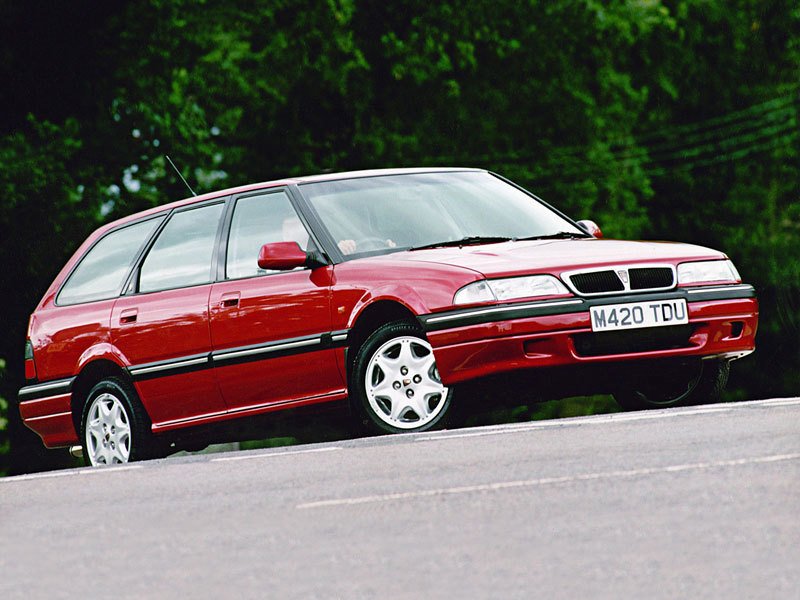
[1,0,797,474]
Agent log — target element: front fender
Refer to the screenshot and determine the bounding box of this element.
[346,284,430,329]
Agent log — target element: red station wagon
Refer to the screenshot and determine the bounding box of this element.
[18,168,758,466]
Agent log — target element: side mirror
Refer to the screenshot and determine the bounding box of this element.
[576,219,603,239]
[258,242,308,270]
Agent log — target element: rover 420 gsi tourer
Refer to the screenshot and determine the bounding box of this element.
[18,168,758,466]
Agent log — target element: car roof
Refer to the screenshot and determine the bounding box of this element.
[102,167,486,232]
[292,166,483,183]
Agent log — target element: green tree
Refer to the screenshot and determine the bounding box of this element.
[633,0,800,395]
[0,116,104,472]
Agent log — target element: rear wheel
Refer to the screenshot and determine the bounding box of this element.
[614,359,730,410]
[80,377,155,466]
[352,321,453,434]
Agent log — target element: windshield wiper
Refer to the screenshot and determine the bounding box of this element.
[515,231,590,241]
[409,236,513,251]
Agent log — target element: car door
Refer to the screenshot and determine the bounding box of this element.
[111,200,228,429]
[209,188,345,413]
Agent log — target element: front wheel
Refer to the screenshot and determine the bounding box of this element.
[613,359,730,410]
[80,377,154,466]
[352,321,453,434]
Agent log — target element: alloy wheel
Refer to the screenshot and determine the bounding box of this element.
[364,336,449,430]
[85,392,132,465]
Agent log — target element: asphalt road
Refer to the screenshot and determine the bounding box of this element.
[2,397,799,599]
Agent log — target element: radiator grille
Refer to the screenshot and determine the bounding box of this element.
[564,265,676,296]
[572,325,693,357]
[629,267,674,290]
[569,271,625,294]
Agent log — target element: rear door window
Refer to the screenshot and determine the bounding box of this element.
[139,203,225,293]
[57,216,163,305]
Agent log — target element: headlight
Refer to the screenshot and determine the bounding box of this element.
[677,260,740,285]
[454,275,569,305]
[452,280,495,305]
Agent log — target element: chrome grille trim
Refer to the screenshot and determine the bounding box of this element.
[561,264,677,297]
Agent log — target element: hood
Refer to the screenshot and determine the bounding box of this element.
[375,239,727,279]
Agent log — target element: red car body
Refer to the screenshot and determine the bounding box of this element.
[18,168,758,454]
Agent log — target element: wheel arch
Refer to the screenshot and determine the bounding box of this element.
[70,359,135,434]
[345,300,420,378]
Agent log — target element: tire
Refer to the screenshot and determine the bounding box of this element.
[79,377,156,466]
[614,359,730,411]
[351,321,453,434]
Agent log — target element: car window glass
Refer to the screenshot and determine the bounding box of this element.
[57,217,163,305]
[139,203,224,293]
[226,191,310,279]
[302,172,583,255]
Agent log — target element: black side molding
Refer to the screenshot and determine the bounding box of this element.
[127,329,351,381]
[18,377,76,403]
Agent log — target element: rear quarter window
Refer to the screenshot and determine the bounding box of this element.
[57,216,164,306]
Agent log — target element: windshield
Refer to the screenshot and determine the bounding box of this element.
[299,171,584,258]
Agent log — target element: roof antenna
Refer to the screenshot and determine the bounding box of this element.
[165,154,197,197]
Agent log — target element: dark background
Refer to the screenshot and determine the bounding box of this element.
[1,0,798,474]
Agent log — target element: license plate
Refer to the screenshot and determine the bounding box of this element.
[589,299,688,332]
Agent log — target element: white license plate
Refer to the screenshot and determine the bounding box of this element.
[590,299,688,332]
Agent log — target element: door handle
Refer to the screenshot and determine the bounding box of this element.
[220,292,240,308]
[120,309,138,324]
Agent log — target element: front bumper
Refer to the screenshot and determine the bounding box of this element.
[420,285,758,386]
